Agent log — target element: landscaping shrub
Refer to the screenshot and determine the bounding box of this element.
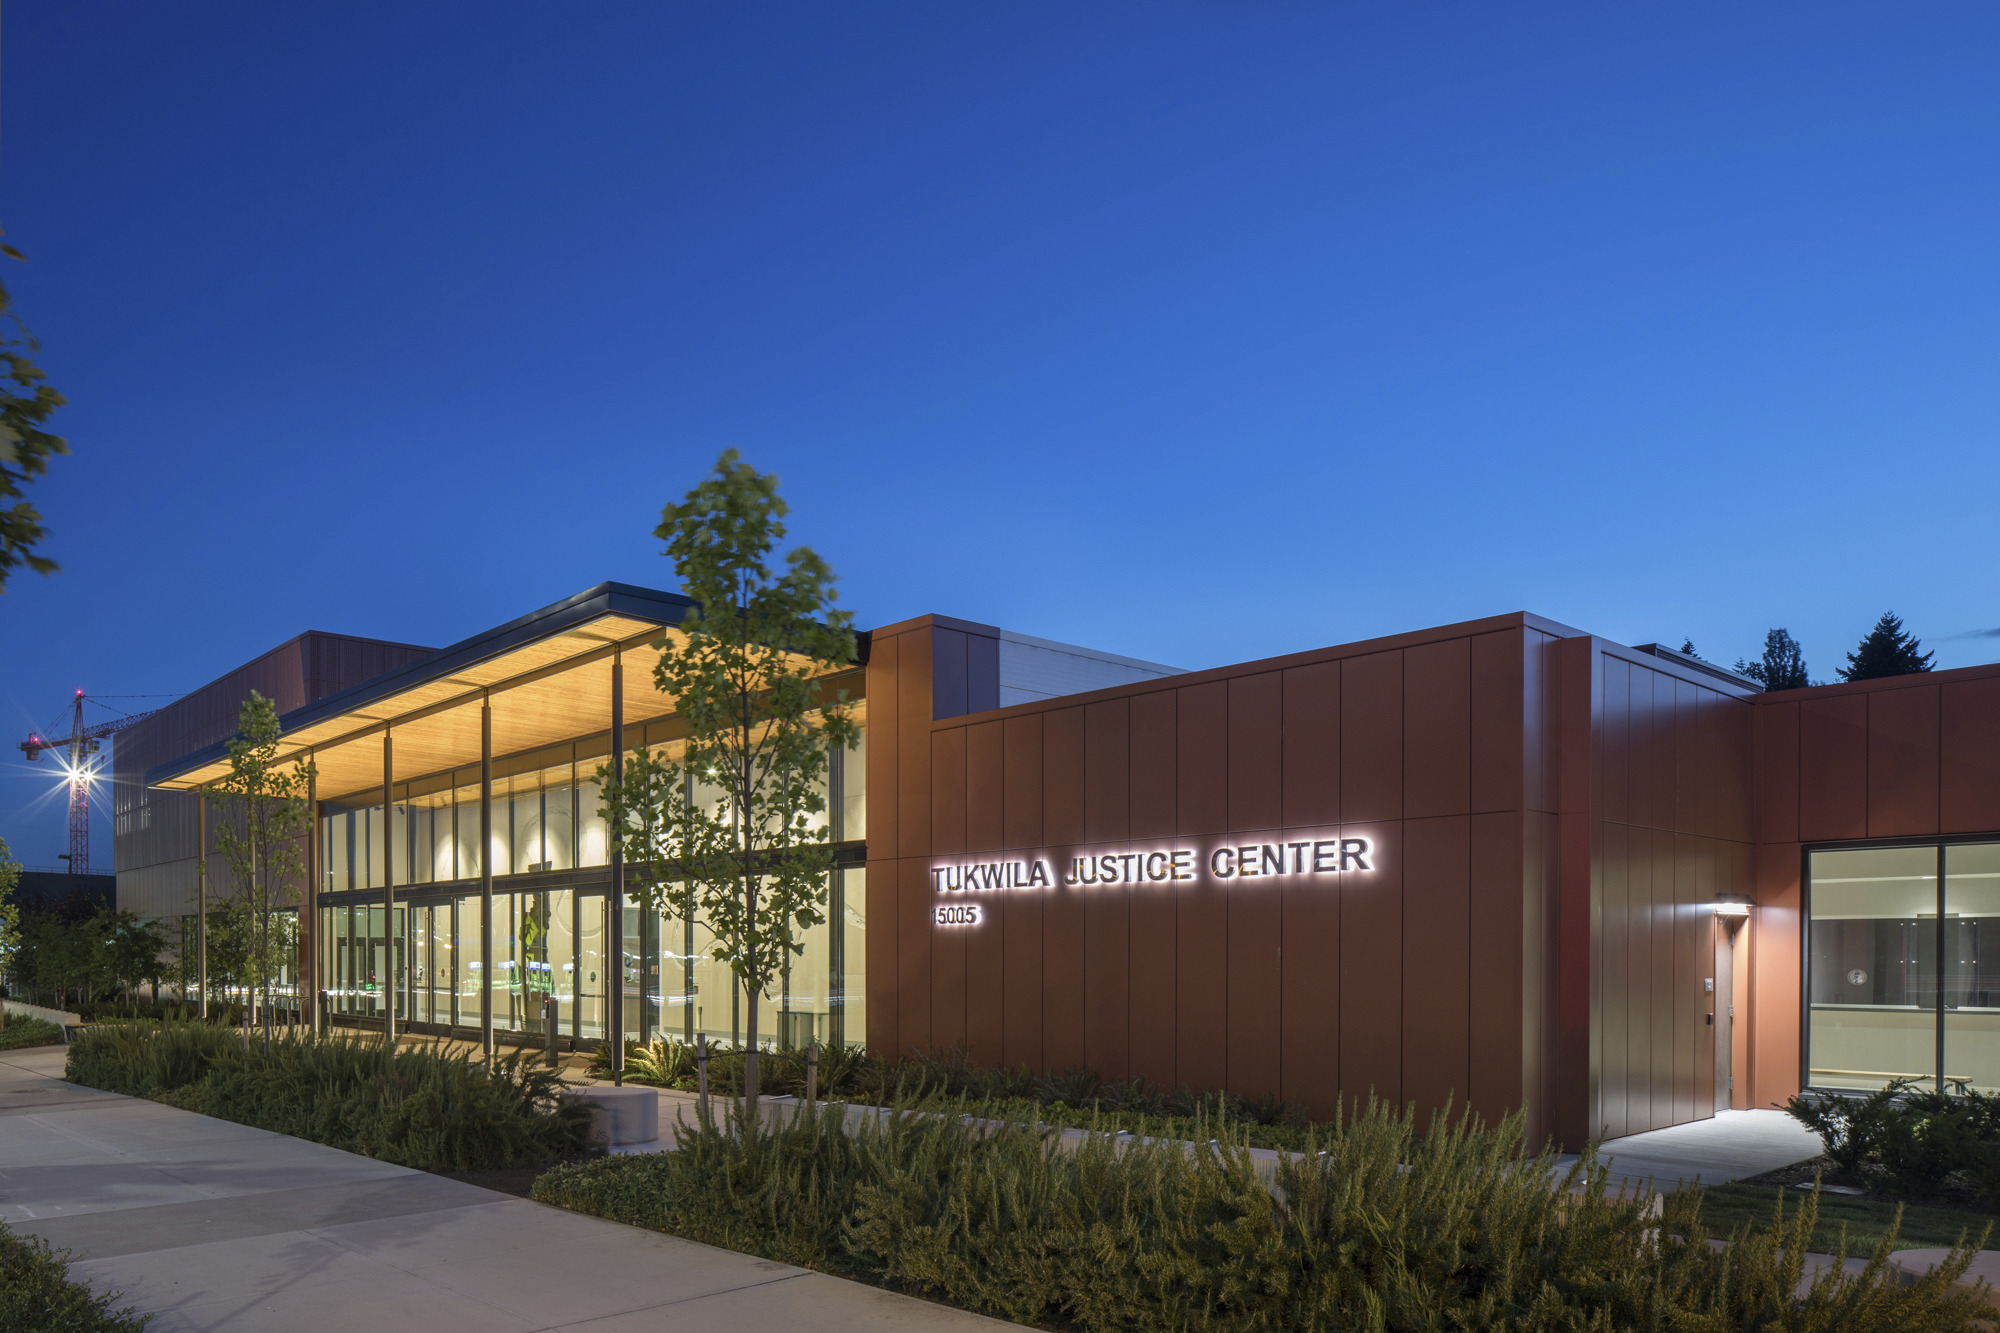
[63,1018,242,1096]
[534,1096,1991,1331]
[84,998,225,1024]
[0,1016,65,1049]
[0,1218,149,1331]
[66,1021,591,1171]
[1786,1081,2000,1204]
[1784,1081,1915,1175]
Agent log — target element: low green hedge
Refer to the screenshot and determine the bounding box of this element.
[0,1017,65,1050]
[0,1219,148,1331]
[66,1020,591,1171]
[533,1097,1991,1332]
[1788,1080,2000,1204]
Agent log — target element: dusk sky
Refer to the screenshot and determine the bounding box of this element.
[4,2,1998,868]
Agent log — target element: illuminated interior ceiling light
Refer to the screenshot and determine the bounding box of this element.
[1712,896,1751,916]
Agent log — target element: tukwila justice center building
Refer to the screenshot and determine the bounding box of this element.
[114,582,2000,1147]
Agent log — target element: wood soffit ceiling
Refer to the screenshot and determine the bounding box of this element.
[155,613,812,802]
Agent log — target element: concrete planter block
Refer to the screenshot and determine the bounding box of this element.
[573,1086,659,1146]
[4,1000,82,1028]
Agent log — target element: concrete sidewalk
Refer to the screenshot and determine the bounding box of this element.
[0,1047,1008,1333]
[1561,1109,1826,1191]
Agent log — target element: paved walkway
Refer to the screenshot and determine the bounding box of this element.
[1564,1109,1826,1191]
[0,1047,1007,1333]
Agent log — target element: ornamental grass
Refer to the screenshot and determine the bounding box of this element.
[66,1019,590,1171]
[533,1095,1990,1332]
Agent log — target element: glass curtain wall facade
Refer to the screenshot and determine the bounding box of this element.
[1807,840,2000,1093]
[317,724,865,1051]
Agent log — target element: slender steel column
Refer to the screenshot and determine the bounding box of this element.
[307,760,319,1035]
[609,652,624,1086]
[481,699,494,1059]
[197,797,208,1018]
[383,732,396,1042]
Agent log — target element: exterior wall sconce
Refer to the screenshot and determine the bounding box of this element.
[1712,896,1751,917]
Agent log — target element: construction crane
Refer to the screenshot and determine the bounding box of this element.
[19,691,161,876]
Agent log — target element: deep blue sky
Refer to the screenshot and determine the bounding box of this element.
[3,2,1998,869]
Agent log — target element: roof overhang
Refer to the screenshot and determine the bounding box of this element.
[149,582,705,801]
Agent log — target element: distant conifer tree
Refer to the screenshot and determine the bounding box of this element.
[1734,628,1811,691]
[1679,638,1698,656]
[1838,612,1934,681]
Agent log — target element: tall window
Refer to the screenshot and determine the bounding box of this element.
[1808,841,2000,1093]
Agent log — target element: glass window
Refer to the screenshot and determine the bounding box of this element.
[325,814,350,893]
[518,890,557,1036]
[454,785,481,881]
[359,807,381,891]
[782,886,832,1051]
[547,783,575,871]
[547,889,576,1037]
[457,892,486,1031]
[578,780,608,867]
[689,914,736,1047]
[390,803,409,886]
[839,865,864,1048]
[1946,843,2000,1093]
[512,790,542,874]
[490,784,515,879]
[577,891,605,1041]
[1809,845,1939,1091]
[840,725,866,842]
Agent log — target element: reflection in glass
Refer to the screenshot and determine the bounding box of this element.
[577,893,604,1041]
[457,893,485,1031]
[1809,845,1938,1091]
[1946,843,2000,1093]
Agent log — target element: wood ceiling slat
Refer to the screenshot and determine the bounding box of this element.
[154,614,845,800]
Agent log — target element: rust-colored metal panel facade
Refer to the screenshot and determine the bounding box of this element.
[1737,662,2000,1110]
[859,608,2000,1148]
[1943,677,2000,833]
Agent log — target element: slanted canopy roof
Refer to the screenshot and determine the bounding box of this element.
[149,582,706,802]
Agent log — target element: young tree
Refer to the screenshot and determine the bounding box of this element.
[603,451,858,1113]
[1734,628,1811,691]
[0,241,70,591]
[1840,612,1935,682]
[202,692,313,1054]
[0,837,21,978]
[102,911,167,1014]
[16,911,108,1010]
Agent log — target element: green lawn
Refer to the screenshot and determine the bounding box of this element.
[1683,1182,1999,1254]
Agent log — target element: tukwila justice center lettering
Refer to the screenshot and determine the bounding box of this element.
[929,837,1372,927]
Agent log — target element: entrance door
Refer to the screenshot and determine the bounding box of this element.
[1714,919,1735,1111]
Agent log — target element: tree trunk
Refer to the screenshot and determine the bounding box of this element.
[741,681,759,1117]
[260,844,272,1058]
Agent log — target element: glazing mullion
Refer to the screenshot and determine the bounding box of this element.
[1939,842,1949,1094]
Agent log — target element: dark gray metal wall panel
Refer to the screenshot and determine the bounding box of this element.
[966,632,1000,715]
[932,628,968,720]
[114,632,435,911]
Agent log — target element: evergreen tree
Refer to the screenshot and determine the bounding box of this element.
[1734,628,1810,691]
[1839,612,1935,682]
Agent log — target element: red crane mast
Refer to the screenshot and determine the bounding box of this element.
[18,691,160,876]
